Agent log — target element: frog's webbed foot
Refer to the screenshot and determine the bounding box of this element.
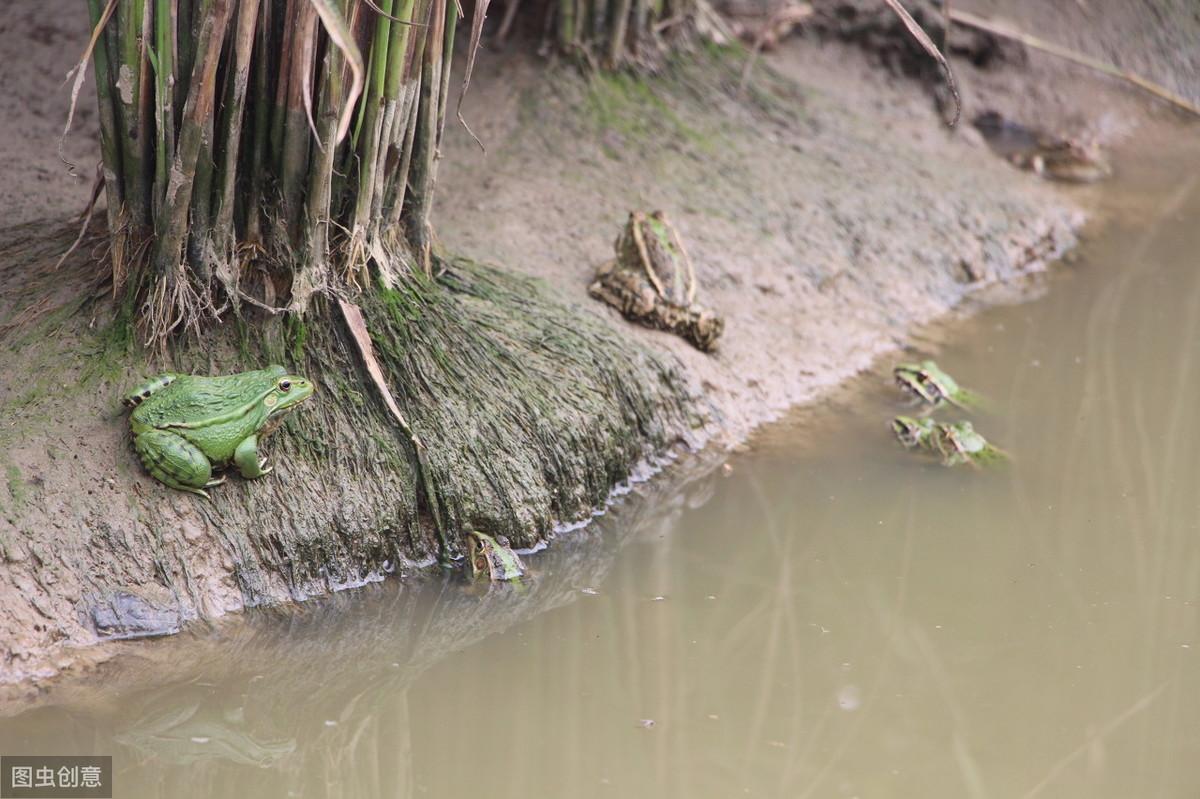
[205,475,227,488]
[234,435,272,479]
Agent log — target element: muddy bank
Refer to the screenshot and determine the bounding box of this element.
[0,0,1188,685]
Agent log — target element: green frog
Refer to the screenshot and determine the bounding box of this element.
[466,530,526,582]
[122,365,315,498]
[892,416,1004,468]
[893,360,977,410]
[891,415,936,450]
[589,210,725,352]
[931,421,1005,467]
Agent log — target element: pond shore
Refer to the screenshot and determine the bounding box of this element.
[0,0,1192,688]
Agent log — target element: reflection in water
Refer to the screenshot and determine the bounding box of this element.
[3,136,1200,798]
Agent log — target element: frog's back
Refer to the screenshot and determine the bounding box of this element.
[130,366,285,428]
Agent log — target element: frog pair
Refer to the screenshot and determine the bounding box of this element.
[890,361,1003,467]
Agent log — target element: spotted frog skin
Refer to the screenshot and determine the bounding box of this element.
[123,366,314,497]
[589,210,725,352]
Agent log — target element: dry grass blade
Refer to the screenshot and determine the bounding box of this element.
[363,0,426,24]
[882,0,960,125]
[60,0,118,176]
[55,165,106,271]
[338,298,424,449]
[949,8,1200,118]
[307,0,366,142]
[456,0,490,152]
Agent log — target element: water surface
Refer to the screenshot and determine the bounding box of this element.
[3,132,1200,798]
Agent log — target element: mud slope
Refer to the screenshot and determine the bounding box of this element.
[8,0,1193,685]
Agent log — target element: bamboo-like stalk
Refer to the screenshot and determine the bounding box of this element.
[406,0,446,275]
[115,0,149,225]
[87,0,126,249]
[85,0,688,342]
[153,0,233,276]
[213,0,263,254]
[351,0,396,247]
[279,2,318,234]
[244,0,273,244]
[608,0,632,66]
[151,0,174,222]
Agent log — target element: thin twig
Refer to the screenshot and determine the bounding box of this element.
[882,0,960,125]
[456,0,490,152]
[949,8,1200,118]
[55,165,106,271]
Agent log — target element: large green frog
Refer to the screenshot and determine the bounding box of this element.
[122,366,315,497]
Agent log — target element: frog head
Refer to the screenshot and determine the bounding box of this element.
[258,372,316,432]
[893,360,961,406]
[466,530,526,582]
[891,415,935,449]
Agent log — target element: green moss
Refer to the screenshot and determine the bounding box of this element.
[285,314,308,363]
[585,71,705,154]
[5,463,26,511]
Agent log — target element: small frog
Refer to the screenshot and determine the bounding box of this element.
[891,415,936,450]
[466,530,526,582]
[930,421,1005,468]
[973,111,1111,183]
[123,365,315,497]
[589,210,724,352]
[893,360,977,410]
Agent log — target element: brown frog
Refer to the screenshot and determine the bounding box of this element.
[973,111,1111,183]
[589,211,725,352]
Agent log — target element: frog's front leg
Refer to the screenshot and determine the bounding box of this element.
[233,435,272,479]
[134,429,221,498]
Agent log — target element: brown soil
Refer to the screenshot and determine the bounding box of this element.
[0,0,1194,687]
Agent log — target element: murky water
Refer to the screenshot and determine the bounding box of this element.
[4,134,1200,798]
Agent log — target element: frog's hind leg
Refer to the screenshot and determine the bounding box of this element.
[122,374,180,409]
[233,435,272,479]
[134,430,215,498]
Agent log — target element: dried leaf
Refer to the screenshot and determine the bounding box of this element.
[338,299,423,448]
[306,0,366,142]
[61,0,118,176]
[881,0,960,125]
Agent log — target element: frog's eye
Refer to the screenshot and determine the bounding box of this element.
[278,379,292,392]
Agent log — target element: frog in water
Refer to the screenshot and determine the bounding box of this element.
[893,360,978,411]
[893,416,1004,467]
[466,530,526,582]
[589,210,725,352]
[891,415,936,450]
[930,421,1005,468]
[122,365,315,498]
[973,111,1111,183]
